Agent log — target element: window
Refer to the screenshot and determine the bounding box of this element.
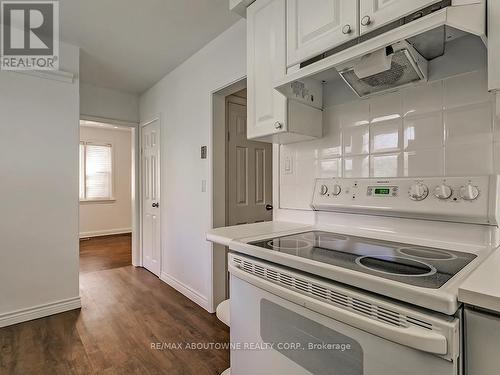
[79,142,114,201]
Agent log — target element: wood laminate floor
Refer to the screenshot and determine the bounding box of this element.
[79,234,132,274]
[0,236,230,375]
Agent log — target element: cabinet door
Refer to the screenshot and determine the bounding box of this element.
[465,308,500,375]
[287,0,359,67]
[247,0,288,140]
[360,0,441,35]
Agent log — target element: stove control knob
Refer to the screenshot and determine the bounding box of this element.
[409,183,429,201]
[434,184,452,200]
[319,184,328,195]
[331,184,342,196]
[460,183,480,201]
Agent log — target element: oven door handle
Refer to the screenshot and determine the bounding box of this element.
[230,265,448,355]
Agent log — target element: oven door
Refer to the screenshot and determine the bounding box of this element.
[229,263,459,375]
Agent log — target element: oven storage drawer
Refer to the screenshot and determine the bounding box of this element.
[229,255,459,375]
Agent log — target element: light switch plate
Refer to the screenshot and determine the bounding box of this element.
[284,156,293,174]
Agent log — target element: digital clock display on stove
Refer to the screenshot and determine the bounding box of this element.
[367,186,398,197]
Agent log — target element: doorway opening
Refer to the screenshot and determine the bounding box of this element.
[211,78,274,310]
[79,120,136,274]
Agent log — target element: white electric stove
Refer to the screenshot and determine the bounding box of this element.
[226,176,500,375]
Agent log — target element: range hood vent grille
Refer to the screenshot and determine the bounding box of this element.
[338,45,428,97]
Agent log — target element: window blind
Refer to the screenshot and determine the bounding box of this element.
[79,142,113,200]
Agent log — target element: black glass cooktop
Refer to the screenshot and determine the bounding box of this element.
[250,231,477,289]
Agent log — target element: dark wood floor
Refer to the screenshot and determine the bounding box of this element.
[79,233,132,274]
[0,236,230,374]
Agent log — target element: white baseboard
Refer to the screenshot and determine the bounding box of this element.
[160,272,210,312]
[79,228,132,238]
[0,297,82,328]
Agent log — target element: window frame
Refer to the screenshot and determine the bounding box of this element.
[79,140,116,203]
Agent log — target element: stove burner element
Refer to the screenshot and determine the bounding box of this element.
[355,255,437,277]
[251,231,477,289]
[398,247,457,261]
[267,239,312,251]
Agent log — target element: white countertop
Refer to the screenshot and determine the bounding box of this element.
[459,249,500,313]
[207,221,313,246]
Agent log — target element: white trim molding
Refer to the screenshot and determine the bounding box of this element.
[160,272,211,312]
[79,228,132,238]
[0,297,81,328]
[16,69,76,84]
[80,115,138,128]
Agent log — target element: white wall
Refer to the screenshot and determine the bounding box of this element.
[280,69,497,209]
[80,82,139,123]
[79,126,132,237]
[140,20,247,311]
[0,42,81,326]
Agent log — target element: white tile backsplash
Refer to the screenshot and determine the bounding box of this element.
[445,143,493,176]
[370,153,402,177]
[444,102,493,145]
[370,119,402,153]
[319,158,342,178]
[444,70,490,109]
[343,124,370,155]
[404,149,444,177]
[370,92,402,123]
[404,112,443,150]
[280,70,496,209]
[338,101,370,128]
[403,80,443,117]
[344,155,369,178]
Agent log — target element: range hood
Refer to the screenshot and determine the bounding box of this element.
[337,41,428,97]
[276,1,487,101]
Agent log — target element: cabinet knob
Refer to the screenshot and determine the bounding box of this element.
[342,24,352,35]
[361,15,372,26]
[274,121,283,130]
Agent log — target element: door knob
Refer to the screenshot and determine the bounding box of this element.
[274,122,283,130]
[342,24,352,34]
[152,202,159,208]
[265,204,273,211]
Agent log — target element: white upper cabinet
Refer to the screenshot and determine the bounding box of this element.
[247,0,288,140]
[287,0,359,67]
[359,0,441,34]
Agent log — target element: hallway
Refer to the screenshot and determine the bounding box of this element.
[0,237,230,374]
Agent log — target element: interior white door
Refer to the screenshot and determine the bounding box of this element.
[141,119,161,276]
[228,99,273,225]
[359,0,441,34]
[247,0,288,140]
[287,0,359,67]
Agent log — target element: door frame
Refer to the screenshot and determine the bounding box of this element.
[80,115,141,268]
[209,76,280,312]
[210,77,246,312]
[139,114,162,272]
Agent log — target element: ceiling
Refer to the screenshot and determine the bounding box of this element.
[60,0,240,94]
